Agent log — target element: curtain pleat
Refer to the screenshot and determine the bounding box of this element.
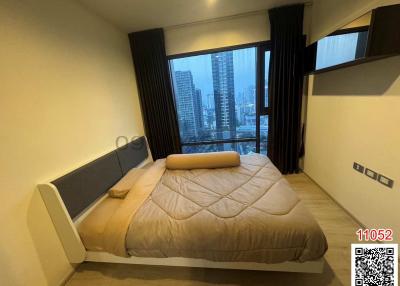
[267,4,305,174]
[129,29,181,160]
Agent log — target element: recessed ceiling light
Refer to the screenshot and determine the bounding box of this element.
[207,0,217,7]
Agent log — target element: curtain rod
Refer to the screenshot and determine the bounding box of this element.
[165,1,312,31]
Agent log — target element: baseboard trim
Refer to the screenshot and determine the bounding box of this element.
[301,171,367,229]
[59,266,76,286]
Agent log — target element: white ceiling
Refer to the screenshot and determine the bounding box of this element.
[78,0,307,32]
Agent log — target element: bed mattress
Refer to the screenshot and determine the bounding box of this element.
[78,154,328,264]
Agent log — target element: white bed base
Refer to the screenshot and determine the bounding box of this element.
[86,252,324,273]
[38,146,325,274]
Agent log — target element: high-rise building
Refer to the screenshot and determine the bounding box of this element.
[206,93,214,109]
[173,71,203,141]
[194,89,203,131]
[246,85,256,106]
[211,51,236,140]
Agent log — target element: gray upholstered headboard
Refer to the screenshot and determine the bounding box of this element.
[52,136,148,219]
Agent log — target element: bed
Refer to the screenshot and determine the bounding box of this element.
[38,136,328,273]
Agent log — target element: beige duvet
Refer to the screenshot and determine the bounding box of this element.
[78,154,328,264]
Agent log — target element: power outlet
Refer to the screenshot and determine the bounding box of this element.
[353,162,394,189]
[377,174,394,188]
[353,162,365,173]
[365,168,378,180]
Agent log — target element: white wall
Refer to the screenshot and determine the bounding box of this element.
[164,6,314,56]
[304,57,400,239]
[305,0,400,239]
[164,12,269,55]
[0,0,143,285]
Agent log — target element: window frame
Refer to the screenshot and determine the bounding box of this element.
[167,41,271,154]
[257,42,272,116]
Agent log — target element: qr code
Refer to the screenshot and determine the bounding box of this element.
[352,244,398,286]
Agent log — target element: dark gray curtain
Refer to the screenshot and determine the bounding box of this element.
[267,4,305,174]
[129,28,181,160]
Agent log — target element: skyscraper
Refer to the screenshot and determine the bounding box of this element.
[173,71,203,141]
[211,51,236,140]
[194,89,203,131]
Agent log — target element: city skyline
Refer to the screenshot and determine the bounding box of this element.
[172,48,257,107]
[170,47,268,155]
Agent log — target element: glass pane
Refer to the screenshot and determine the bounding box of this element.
[170,47,257,144]
[264,51,271,108]
[316,31,368,70]
[260,115,268,155]
[182,141,256,155]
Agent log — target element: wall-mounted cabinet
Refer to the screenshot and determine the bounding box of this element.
[305,4,400,74]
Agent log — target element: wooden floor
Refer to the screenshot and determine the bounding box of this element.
[67,173,360,286]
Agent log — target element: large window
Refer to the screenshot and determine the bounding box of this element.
[169,43,270,155]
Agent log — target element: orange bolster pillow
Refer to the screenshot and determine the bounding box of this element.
[166,151,240,170]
